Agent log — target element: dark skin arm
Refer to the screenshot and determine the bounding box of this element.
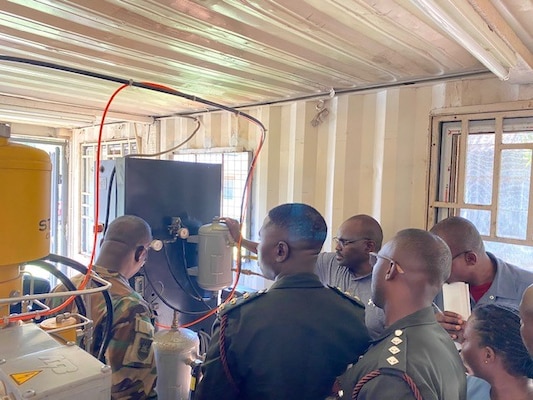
[220,217,258,254]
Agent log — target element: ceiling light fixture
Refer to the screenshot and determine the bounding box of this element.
[411,0,512,81]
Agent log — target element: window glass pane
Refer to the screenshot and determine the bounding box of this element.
[81,217,90,253]
[222,153,249,219]
[459,209,491,236]
[174,151,251,223]
[107,143,122,157]
[465,133,494,205]
[123,142,130,155]
[80,140,136,255]
[433,114,533,277]
[438,122,461,203]
[497,149,531,239]
[223,180,234,200]
[502,132,533,144]
[485,241,533,272]
[503,117,533,144]
[468,119,495,134]
[196,153,223,164]
[176,154,196,162]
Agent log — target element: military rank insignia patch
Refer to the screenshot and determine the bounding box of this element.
[138,337,153,361]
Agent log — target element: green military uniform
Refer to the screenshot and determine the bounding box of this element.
[48,265,157,400]
[195,273,371,400]
[336,307,466,400]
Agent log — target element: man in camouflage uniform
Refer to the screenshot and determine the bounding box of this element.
[196,203,370,400]
[48,215,157,400]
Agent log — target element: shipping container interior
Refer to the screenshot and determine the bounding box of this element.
[3,1,533,398]
[1,3,533,306]
[3,2,533,282]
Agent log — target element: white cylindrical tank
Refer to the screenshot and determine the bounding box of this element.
[153,327,200,400]
[197,219,233,290]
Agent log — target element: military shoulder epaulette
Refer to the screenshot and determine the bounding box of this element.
[376,328,408,372]
[217,290,266,316]
[328,285,365,309]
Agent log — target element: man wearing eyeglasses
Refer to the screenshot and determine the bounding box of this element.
[317,215,385,338]
[430,216,533,344]
[333,229,466,400]
[222,214,385,338]
[48,215,157,399]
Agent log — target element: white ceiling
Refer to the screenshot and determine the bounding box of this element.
[1,0,532,128]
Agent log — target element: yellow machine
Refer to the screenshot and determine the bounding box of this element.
[0,123,51,320]
[0,123,111,399]
[0,123,230,399]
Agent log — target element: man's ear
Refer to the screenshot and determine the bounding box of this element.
[275,241,289,262]
[465,251,478,266]
[134,246,144,262]
[365,240,376,253]
[385,263,401,280]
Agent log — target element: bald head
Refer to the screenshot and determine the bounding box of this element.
[97,215,152,275]
[393,228,452,288]
[104,215,151,244]
[520,284,533,356]
[371,228,452,321]
[343,214,383,251]
[430,216,485,255]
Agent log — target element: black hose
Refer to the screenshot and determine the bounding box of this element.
[46,253,90,275]
[0,55,268,131]
[102,167,116,238]
[29,260,87,318]
[143,264,210,316]
[96,283,114,362]
[46,254,114,363]
[163,243,213,308]
[180,240,213,310]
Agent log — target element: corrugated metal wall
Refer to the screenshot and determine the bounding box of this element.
[66,74,533,245]
[155,76,532,244]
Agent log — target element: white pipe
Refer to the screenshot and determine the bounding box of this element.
[0,273,111,305]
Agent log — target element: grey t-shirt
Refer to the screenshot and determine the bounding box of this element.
[315,252,385,338]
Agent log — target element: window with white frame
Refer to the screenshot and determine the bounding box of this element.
[173,151,251,225]
[428,111,533,270]
[174,150,259,289]
[80,140,137,255]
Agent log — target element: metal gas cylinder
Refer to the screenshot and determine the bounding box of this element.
[153,325,200,400]
[197,218,233,291]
